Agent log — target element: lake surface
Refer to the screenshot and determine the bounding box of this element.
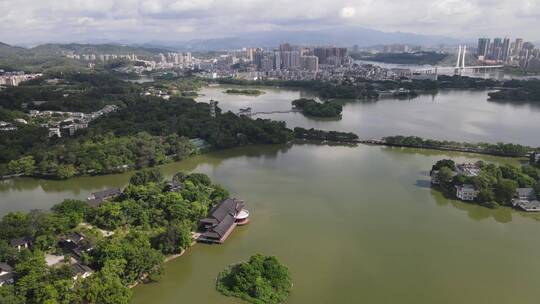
[3,83,540,303]
[355,59,540,80]
[2,144,540,304]
[197,85,540,146]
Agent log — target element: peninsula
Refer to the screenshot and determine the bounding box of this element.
[0,169,245,303]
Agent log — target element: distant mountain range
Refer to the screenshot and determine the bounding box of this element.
[166,27,462,51]
[2,26,463,53]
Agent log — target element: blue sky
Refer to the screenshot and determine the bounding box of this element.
[1,0,538,44]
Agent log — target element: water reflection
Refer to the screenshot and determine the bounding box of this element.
[199,86,540,146]
[487,99,540,110]
[428,183,540,224]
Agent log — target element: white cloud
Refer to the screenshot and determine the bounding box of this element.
[340,6,356,18]
[0,0,538,44]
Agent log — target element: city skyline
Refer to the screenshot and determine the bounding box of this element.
[1,0,540,46]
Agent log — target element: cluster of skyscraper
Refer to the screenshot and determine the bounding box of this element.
[477,37,538,65]
[246,44,349,72]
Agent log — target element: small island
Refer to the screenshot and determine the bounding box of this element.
[224,89,265,96]
[430,159,540,210]
[294,127,358,143]
[292,98,342,118]
[216,254,292,304]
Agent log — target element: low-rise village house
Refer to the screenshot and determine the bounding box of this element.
[455,184,480,201]
[512,188,540,212]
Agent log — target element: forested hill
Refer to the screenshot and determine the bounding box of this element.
[0,43,170,72]
[0,42,28,57]
[31,43,170,57]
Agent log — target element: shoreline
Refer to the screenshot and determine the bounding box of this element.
[358,141,531,158]
[129,238,198,289]
[294,138,534,158]
[2,138,534,182]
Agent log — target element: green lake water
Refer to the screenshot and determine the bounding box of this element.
[197,85,540,146]
[2,144,540,303]
[2,86,540,303]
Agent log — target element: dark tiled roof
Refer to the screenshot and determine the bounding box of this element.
[212,214,235,238]
[91,188,122,200]
[199,198,246,242]
[66,232,85,244]
[87,198,103,207]
[199,218,218,225]
[71,263,93,275]
[516,200,540,211]
[164,180,183,192]
[10,236,31,247]
[0,263,13,273]
[0,272,14,283]
[206,198,244,222]
[517,188,535,199]
[201,231,220,239]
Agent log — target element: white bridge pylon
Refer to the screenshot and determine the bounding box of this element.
[456,45,466,69]
[412,45,503,75]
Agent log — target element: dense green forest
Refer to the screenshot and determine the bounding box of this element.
[216,254,292,304]
[0,170,229,304]
[432,159,540,209]
[84,97,293,149]
[384,136,534,157]
[0,72,293,179]
[351,51,449,65]
[291,98,343,118]
[2,133,195,179]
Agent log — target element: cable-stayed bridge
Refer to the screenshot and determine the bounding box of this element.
[411,45,504,77]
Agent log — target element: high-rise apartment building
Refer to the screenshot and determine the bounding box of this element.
[477,38,490,58]
[502,37,511,62]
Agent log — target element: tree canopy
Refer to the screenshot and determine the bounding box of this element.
[216,254,292,304]
[0,170,229,303]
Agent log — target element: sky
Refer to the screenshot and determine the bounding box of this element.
[0,0,539,45]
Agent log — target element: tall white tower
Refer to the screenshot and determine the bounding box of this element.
[456,45,462,68]
[461,45,467,69]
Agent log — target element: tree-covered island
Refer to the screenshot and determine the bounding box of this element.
[216,254,292,304]
[431,159,540,209]
[291,98,342,118]
[224,89,265,96]
[293,127,358,143]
